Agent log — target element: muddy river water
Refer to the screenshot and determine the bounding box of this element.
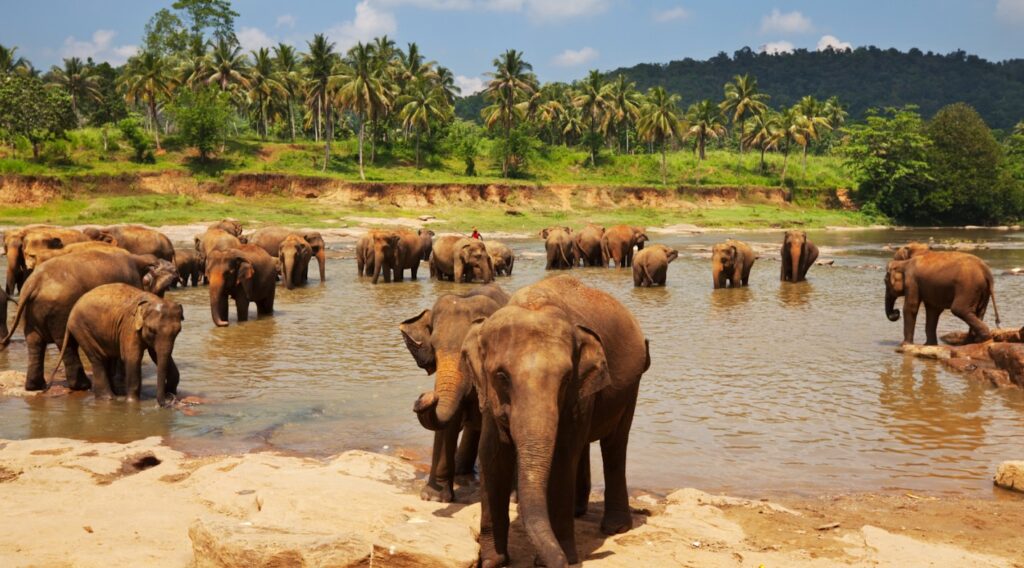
[3,228,1024,497]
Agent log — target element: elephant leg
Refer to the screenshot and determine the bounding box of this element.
[394,266,404,283]
[548,432,583,565]
[924,304,942,346]
[902,293,920,345]
[109,360,126,396]
[123,350,144,402]
[422,418,462,503]
[24,331,48,391]
[478,416,514,568]
[410,263,419,281]
[953,302,991,342]
[600,384,639,535]
[57,331,90,391]
[455,424,480,476]
[256,296,274,316]
[575,447,591,517]
[88,353,115,401]
[235,298,250,322]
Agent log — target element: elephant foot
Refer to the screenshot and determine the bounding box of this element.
[454,458,476,477]
[600,510,633,535]
[68,377,92,391]
[533,548,576,567]
[480,552,509,568]
[24,378,47,392]
[420,481,454,503]
[574,500,589,518]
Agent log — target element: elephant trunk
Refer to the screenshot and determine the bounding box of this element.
[372,249,385,284]
[514,425,566,568]
[208,276,230,327]
[5,259,16,296]
[885,289,900,322]
[155,343,173,407]
[414,353,464,431]
[283,253,296,290]
[787,241,803,281]
[316,248,326,282]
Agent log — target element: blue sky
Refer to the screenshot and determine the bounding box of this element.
[3,1,1022,94]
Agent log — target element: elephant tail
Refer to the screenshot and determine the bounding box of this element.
[558,244,571,269]
[990,282,1002,327]
[48,328,73,385]
[0,287,31,348]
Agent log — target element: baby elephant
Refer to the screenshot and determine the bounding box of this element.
[52,283,184,406]
[633,244,679,287]
[712,239,756,289]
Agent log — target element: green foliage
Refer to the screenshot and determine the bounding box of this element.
[444,119,483,175]
[0,74,76,158]
[170,88,231,160]
[488,125,539,177]
[117,115,154,163]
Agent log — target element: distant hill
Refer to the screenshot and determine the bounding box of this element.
[455,47,1024,130]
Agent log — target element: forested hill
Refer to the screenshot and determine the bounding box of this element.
[455,47,1024,130]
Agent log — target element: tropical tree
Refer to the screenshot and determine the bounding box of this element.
[483,50,538,177]
[0,74,76,158]
[398,81,451,167]
[604,74,642,153]
[637,86,684,184]
[561,105,584,146]
[203,37,251,92]
[303,34,337,166]
[720,73,768,156]
[120,51,175,150]
[435,66,461,104]
[48,57,100,124]
[685,99,726,161]
[247,48,284,139]
[792,96,832,172]
[0,44,30,76]
[335,42,392,180]
[1014,120,1023,137]
[743,111,782,172]
[573,69,608,166]
[273,43,302,140]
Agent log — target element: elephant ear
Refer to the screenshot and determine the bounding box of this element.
[133,301,150,332]
[666,249,679,263]
[540,228,550,239]
[461,318,488,413]
[575,325,611,401]
[399,309,436,373]
[235,259,254,286]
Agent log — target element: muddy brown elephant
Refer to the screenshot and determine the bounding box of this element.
[484,241,514,276]
[0,250,166,392]
[574,224,605,267]
[885,251,1001,345]
[195,228,242,259]
[780,230,819,283]
[632,244,679,287]
[210,219,243,237]
[84,225,174,261]
[3,224,55,295]
[465,275,649,568]
[18,227,90,274]
[206,245,277,327]
[418,229,435,261]
[431,236,494,283]
[893,242,931,260]
[402,284,509,502]
[712,239,755,289]
[174,248,205,287]
[356,230,401,284]
[32,241,120,266]
[542,227,576,270]
[279,234,313,289]
[51,284,183,406]
[393,229,429,282]
[601,225,648,268]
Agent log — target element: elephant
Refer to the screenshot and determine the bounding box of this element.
[32,240,120,266]
[84,225,175,261]
[632,244,679,287]
[430,236,494,283]
[401,283,509,502]
[174,248,205,287]
[464,275,649,567]
[248,227,328,283]
[893,242,931,260]
[205,244,277,327]
[484,241,514,276]
[601,225,648,268]
[393,229,429,282]
[574,224,606,267]
[542,227,576,270]
[418,229,435,261]
[0,250,166,392]
[210,219,243,237]
[19,227,90,272]
[712,239,755,289]
[780,230,819,282]
[885,251,1001,345]
[3,224,55,295]
[0,289,8,339]
[51,284,183,406]
[279,234,313,289]
[355,230,401,284]
[195,228,242,258]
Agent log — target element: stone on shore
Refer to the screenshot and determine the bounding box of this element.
[897,344,952,359]
[987,344,1024,388]
[942,327,1024,346]
[0,370,31,397]
[994,461,1024,493]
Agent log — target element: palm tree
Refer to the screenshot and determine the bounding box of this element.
[743,111,782,172]
[483,49,538,177]
[273,43,302,140]
[248,48,285,139]
[561,106,584,146]
[776,107,803,182]
[0,44,29,76]
[685,100,727,161]
[49,57,100,124]
[821,95,848,150]
[435,66,461,104]
[720,74,769,156]
[793,96,832,173]
[637,86,684,185]
[573,70,608,166]
[335,42,392,180]
[204,38,251,92]
[604,74,642,154]
[120,51,175,150]
[398,82,451,168]
[1015,120,1024,137]
[303,34,337,169]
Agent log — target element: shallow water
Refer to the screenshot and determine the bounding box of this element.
[3,228,1024,497]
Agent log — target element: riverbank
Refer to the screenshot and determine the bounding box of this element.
[0,436,1020,568]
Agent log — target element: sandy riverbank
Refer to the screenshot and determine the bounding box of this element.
[0,436,1021,567]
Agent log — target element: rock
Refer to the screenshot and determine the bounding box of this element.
[0,370,33,398]
[943,357,983,373]
[897,344,952,360]
[994,461,1024,493]
[504,209,523,216]
[951,342,994,360]
[1002,268,1024,276]
[189,519,369,568]
[418,215,436,222]
[987,344,1024,388]
[967,368,1014,388]
[942,328,1023,345]
[815,259,835,266]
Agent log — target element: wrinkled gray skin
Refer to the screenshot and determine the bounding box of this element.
[430,236,494,283]
[467,276,650,568]
[484,241,514,276]
[780,230,819,283]
[542,227,575,270]
[711,239,755,289]
[418,229,435,261]
[601,225,648,268]
[52,284,183,406]
[574,224,606,267]
[632,244,679,287]
[402,283,509,502]
[393,230,429,282]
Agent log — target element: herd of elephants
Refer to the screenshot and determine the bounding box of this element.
[0,220,1007,567]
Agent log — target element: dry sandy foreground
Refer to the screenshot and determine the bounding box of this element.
[0,438,1022,567]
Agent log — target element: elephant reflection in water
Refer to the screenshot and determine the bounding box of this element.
[25,393,176,441]
[877,357,987,451]
[710,286,754,311]
[778,281,813,308]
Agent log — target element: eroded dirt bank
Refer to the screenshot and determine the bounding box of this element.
[0,437,1020,567]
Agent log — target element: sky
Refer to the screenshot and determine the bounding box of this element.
[3,0,1023,95]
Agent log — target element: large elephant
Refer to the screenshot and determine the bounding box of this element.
[601,225,648,268]
[3,224,55,295]
[205,245,277,327]
[418,229,435,261]
[574,224,606,267]
[893,241,930,260]
[465,275,649,567]
[712,239,755,289]
[632,244,679,287]
[542,227,575,270]
[20,227,90,272]
[195,228,242,258]
[430,236,494,283]
[402,283,509,502]
[484,241,514,276]
[278,234,312,289]
[0,250,165,391]
[0,289,8,339]
[35,244,176,297]
[210,219,243,237]
[356,230,401,284]
[248,227,326,283]
[52,284,183,406]
[780,230,819,282]
[393,229,429,282]
[885,251,1001,345]
[174,248,205,287]
[84,225,174,261]
[32,241,120,266]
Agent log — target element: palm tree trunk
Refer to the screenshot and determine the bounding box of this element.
[760,146,766,171]
[289,97,296,141]
[415,133,421,169]
[502,121,510,178]
[661,146,667,185]
[699,134,706,160]
[149,97,161,151]
[322,94,331,172]
[802,144,808,175]
[358,115,366,181]
[781,148,790,182]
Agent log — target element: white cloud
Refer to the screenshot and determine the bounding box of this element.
[996,0,1024,23]
[379,0,607,22]
[552,46,599,67]
[276,14,297,28]
[654,6,689,23]
[816,34,852,52]
[526,0,608,22]
[326,0,398,51]
[237,27,277,52]
[59,29,136,65]
[760,8,813,34]
[455,75,485,95]
[759,40,794,55]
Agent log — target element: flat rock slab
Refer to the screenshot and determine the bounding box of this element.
[994,461,1024,493]
[987,344,1024,388]
[942,327,1024,346]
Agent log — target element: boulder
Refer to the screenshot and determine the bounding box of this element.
[943,357,984,373]
[994,461,1024,493]
[951,342,994,360]
[897,344,952,360]
[987,344,1024,388]
[967,368,1014,388]
[942,327,1023,346]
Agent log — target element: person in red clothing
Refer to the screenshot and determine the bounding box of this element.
[471,227,482,240]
